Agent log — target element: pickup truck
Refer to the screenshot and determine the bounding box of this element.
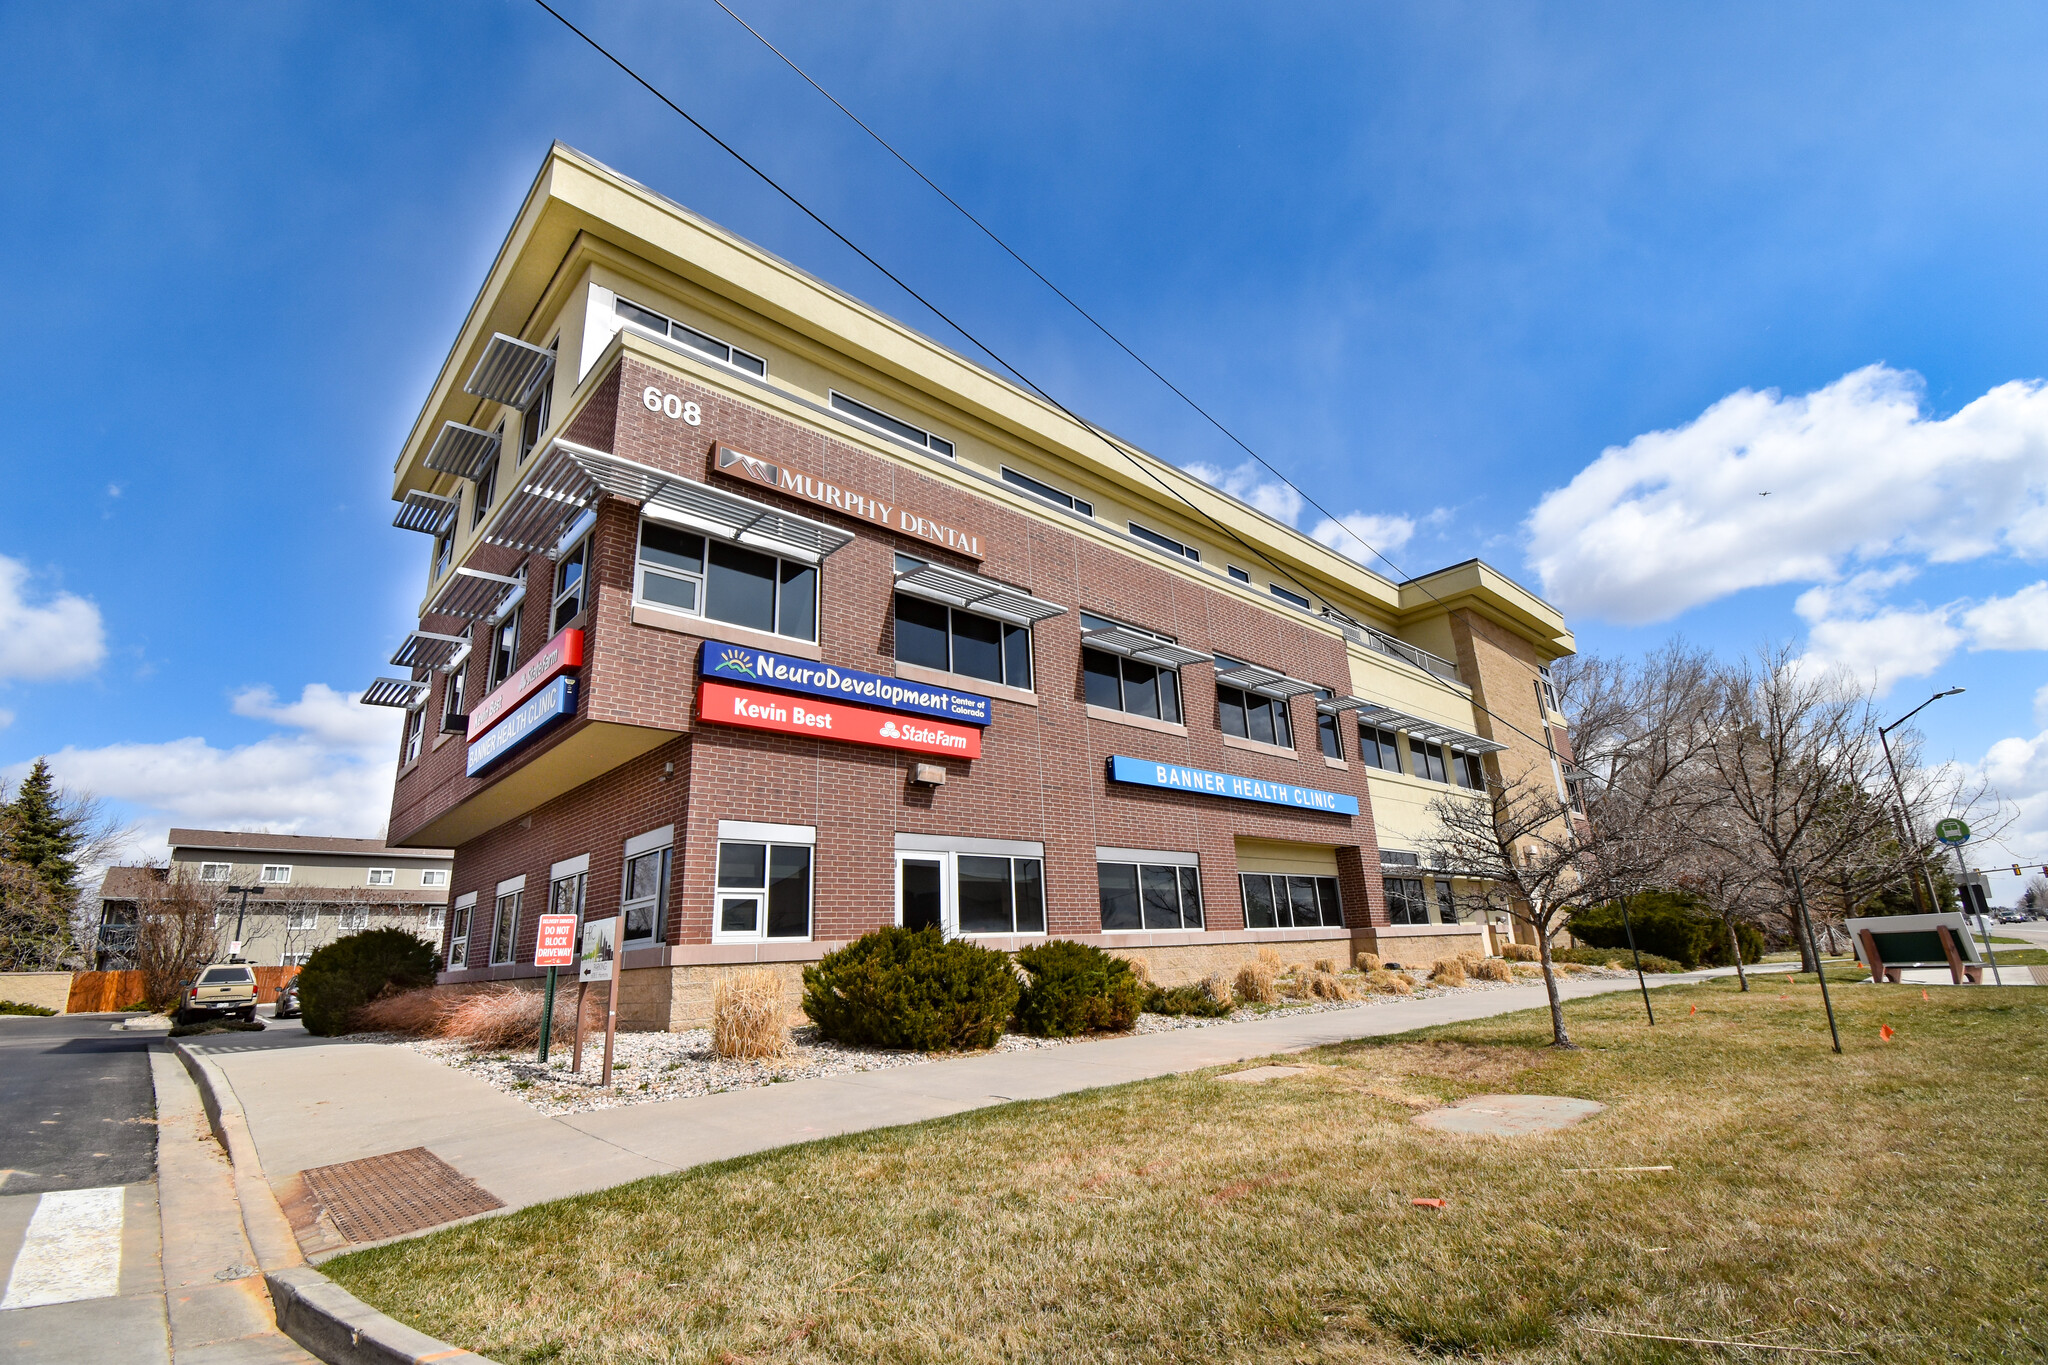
[178,962,259,1024]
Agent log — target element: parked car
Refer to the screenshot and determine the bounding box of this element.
[177,962,258,1024]
[273,975,301,1019]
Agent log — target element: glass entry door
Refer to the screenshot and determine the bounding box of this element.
[896,852,949,933]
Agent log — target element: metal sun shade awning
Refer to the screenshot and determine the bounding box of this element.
[423,422,502,481]
[1079,627,1210,670]
[894,561,1066,626]
[463,333,555,407]
[427,567,524,622]
[391,489,458,536]
[360,677,430,709]
[1212,658,1319,699]
[1343,698,1506,754]
[389,630,469,672]
[477,442,601,555]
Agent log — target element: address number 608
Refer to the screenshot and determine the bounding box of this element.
[642,386,702,425]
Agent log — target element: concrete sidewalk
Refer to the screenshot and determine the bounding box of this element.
[187,970,1731,1245]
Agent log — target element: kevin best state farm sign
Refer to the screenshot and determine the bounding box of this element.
[714,444,985,560]
[466,626,584,739]
[698,680,983,758]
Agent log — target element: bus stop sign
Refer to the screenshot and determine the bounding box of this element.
[1934,818,1970,845]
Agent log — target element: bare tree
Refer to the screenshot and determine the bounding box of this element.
[130,867,222,1014]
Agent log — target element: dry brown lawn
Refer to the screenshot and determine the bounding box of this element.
[324,979,2048,1363]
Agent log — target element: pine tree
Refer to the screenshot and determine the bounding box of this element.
[3,759,83,901]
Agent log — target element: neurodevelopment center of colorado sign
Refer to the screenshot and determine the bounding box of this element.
[699,641,991,725]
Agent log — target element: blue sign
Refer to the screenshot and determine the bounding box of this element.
[699,641,991,725]
[467,676,578,776]
[1106,755,1360,816]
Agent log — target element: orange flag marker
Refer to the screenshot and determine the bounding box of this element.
[1921,990,1930,1002]
[1689,1004,1697,1016]
[1880,1024,1896,1041]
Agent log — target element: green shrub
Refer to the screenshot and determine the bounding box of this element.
[1013,940,1146,1036]
[1570,891,1760,969]
[169,1017,265,1038]
[1142,984,1231,1017]
[298,928,439,1036]
[1549,945,1684,973]
[801,926,1018,1051]
[0,999,58,1016]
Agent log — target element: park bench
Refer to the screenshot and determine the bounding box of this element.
[1846,911,1986,985]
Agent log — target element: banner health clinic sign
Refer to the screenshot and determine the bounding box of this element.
[466,626,583,738]
[467,676,578,776]
[1106,755,1359,816]
[699,641,991,725]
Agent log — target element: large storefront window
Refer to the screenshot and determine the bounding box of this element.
[1385,876,1429,925]
[893,594,1032,690]
[1098,860,1202,931]
[1240,873,1343,929]
[715,841,812,941]
[895,840,1046,937]
[1219,685,1294,748]
[638,517,818,642]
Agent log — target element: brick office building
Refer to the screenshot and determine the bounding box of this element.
[367,145,1580,1029]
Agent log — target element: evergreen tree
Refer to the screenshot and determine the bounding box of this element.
[3,759,83,901]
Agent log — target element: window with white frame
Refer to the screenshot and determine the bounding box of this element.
[1218,683,1293,748]
[620,834,671,944]
[893,588,1032,690]
[549,866,586,932]
[286,905,318,930]
[829,390,952,457]
[1384,875,1429,925]
[1097,859,1202,932]
[714,840,812,941]
[261,864,292,884]
[1241,873,1344,929]
[1128,521,1199,562]
[200,862,231,883]
[488,609,520,690]
[424,904,445,931]
[518,352,555,462]
[420,868,449,888]
[637,517,819,642]
[1001,467,1092,517]
[615,297,766,376]
[339,906,370,932]
[441,649,468,733]
[471,454,498,529]
[432,531,452,581]
[402,704,425,765]
[552,532,589,631]
[367,868,395,886]
[1537,664,1560,715]
[1080,612,1181,723]
[447,895,474,969]
[1269,583,1311,610]
[1227,565,1250,583]
[955,855,1044,935]
[490,889,522,966]
[281,951,312,968]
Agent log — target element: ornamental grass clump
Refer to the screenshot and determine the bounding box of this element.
[1143,983,1231,1017]
[1501,943,1539,962]
[1301,969,1354,1002]
[1429,958,1468,988]
[352,986,459,1037]
[1234,960,1280,1005]
[712,968,790,1060]
[1363,968,1413,995]
[1472,958,1514,983]
[1202,971,1235,1008]
[1355,950,1383,972]
[1015,940,1146,1036]
[802,926,1018,1051]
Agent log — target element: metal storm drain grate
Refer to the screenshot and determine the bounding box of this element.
[299,1147,502,1244]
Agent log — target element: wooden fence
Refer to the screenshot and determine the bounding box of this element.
[66,965,301,1013]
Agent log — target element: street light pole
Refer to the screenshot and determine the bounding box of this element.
[1879,688,1964,915]
[225,884,266,957]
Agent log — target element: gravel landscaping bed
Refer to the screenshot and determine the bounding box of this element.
[385,967,1640,1115]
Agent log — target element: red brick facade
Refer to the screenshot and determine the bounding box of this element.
[394,354,1413,1004]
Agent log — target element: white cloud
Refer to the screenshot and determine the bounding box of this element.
[1186,460,1443,575]
[1185,460,1304,524]
[1797,606,1963,695]
[1974,729,2048,875]
[0,554,105,680]
[1526,365,2048,624]
[0,709,12,730]
[1961,581,2048,652]
[1312,512,1417,564]
[6,683,402,846]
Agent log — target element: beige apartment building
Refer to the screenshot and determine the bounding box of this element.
[95,830,453,969]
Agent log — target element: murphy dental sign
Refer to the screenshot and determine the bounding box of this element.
[699,641,991,726]
[1106,755,1359,816]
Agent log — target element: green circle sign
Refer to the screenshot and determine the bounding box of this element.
[1935,817,1971,845]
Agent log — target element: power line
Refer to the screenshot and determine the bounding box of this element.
[528,0,1566,761]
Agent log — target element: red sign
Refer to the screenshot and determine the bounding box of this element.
[534,913,579,968]
[698,680,983,758]
[468,626,584,740]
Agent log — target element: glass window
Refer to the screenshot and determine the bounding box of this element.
[714,841,811,941]
[200,862,231,883]
[616,297,767,376]
[261,865,291,884]
[1218,684,1292,748]
[367,868,395,886]
[1082,648,1182,724]
[471,457,497,529]
[519,369,552,463]
[1000,466,1093,517]
[1097,862,1140,931]
[1412,740,1449,784]
[447,901,472,968]
[201,966,254,983]
[425,905,445,930]
[636,518,818,642]
[1098,861,1201,931]
[1269,583,1310,609]
[830,391,952,457]
[432,532,452,581]
[1360,725,1400,771]
[620,847,669,944]
[1453,751,1485,790]
[1385,876,1429,925]
[1128,521,1199,562]
[420,869,449,888]
[402,706,425,765]
[491,891,521,965]
[1317,712,1343,759]
[1240,874,1344,929]
[489,611,520,689]
[441,656,467,732]
[1435,879,1460,924]
[552,535,588,631]
[549,869,586,924]
[339,906,370,932]
[1227,566,1250,583]
[286,906,317,930]
[1538,665,1560,714]
[892,593,1032,689]
[954,856,1045,935]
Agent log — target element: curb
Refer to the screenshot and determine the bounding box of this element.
[173,1039,500,1365]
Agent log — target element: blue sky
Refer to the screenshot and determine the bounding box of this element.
[3,2,2045,871]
